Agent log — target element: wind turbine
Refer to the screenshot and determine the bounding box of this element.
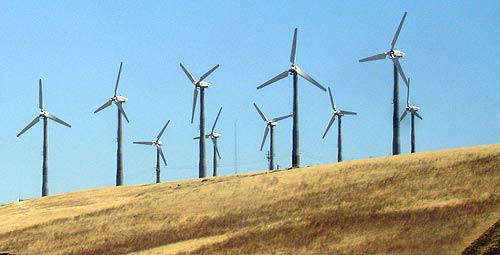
[17,79,71,197]
[322,87,356,162]
[180,63,219,178]
[94,62,130,186]
[194,107,222,177]
[134,120,170,183]
[400,78,422,153]
[257,28,326,168]
[359,12,410,155]
[253,103,292,170]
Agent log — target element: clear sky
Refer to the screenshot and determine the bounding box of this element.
[0,1,499,204]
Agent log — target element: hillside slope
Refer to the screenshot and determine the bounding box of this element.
[0,144,499,255]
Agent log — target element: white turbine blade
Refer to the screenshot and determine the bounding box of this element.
[134,141,154,145]
[392,58,409,87]
[340,110,357,115]
[260,125,269,151]
[191,88,198,124]
[158,146,167,166]
[359,52,388,62]
[253,103,269,122]
[391,12,408,51]
[46,113,71,128]
[38,79,43,110]
[290,28,298,65]
[17,116,40,137]
[180,63,196,83]
[114,62,123,97]
[272,113,293,122]
[322,115,336,139]
[295,66,327,91]
[256,70,289,89]
[157,120,170,140]
[400,110,408,121]
[411,109,423,120]
[94,99,113,113]
[211,107,222,133]
[212,137,222,160]
[328,87,336,111]
[116,102,129,123]
[199,64,220,81]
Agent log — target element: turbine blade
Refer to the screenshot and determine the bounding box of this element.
[295,66,326,91]
[133,141,154,145]
[46,113,71,128]
[214,140,221,160]
[180,63,196,83]
[392,58,409,87]
[400,110,408,121]
[260,125,269,151]
[158,146,167,166]
[253,103,269,122]
[157,120,170,140]
[94,99,113,113]
[193,136,201,140]
[328,87,336,111]
[415,112,423,120]
[411,109,423,120]
[256,70,289,89]
[191,88,198,124]
[290,28,298,65]
[322,115,336,139]
[17,116,40,137]
[358,52,388,62]
[38,79,43,110]
[272,113,293,122]
[114,62,123,97]
[340,110,357,115]
[199,64,220,81]
[211,107,222,133]
[116,101,129,123]
[391,12,408,51]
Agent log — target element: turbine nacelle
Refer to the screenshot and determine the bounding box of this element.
[269,121,278,126]
[390,49,405,58]
[114,96,128,102]
[209,132,221,139]
[156,140,163,146]
[196,81,211,88]
[407,105,420,111]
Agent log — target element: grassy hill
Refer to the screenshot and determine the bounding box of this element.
[0,144,499,255]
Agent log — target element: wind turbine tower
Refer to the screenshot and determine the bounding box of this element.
[17,79,71,197]
[322,87,356,162]
[400,78,423,153]
[180,63,219,178]
[359,12,410,155]
[94,62,130,186]
[194,107,222,177]
[257,28,326,168]
[253,103,292,170]
[134,120,170,183]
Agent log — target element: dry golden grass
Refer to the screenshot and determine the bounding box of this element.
[0,144,499,255]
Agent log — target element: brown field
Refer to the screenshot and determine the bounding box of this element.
[0,144,499,255]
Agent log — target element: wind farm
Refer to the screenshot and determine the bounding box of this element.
[1,3,500,254]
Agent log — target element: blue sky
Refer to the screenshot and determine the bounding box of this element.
[0,1,499,204]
